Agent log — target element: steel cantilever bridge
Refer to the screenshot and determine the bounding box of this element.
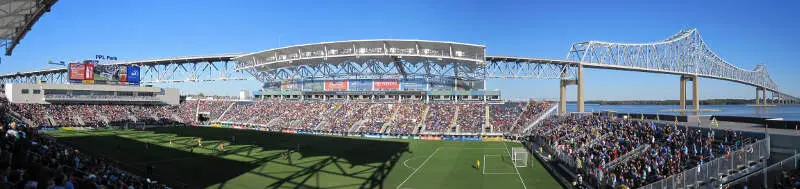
[0,29,797,112]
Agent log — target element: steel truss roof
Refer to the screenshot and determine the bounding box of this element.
[0,0,57,56]
[0,29,797,101]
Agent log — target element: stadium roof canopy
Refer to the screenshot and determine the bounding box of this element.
[235,40,486,72]
[0,0,57,56]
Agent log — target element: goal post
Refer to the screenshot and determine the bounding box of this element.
[511,147,528,167]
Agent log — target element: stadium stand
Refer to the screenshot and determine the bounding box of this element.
[527,114,763,188]
[4,97,550,135]
[0,96,167,189]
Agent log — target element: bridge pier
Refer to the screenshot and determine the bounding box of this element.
[755,88,761,104]
[763,88,767,105]
[577,65,584,113]
[680,76,687,109]
[558,65,583,114]
[679,75,699,111]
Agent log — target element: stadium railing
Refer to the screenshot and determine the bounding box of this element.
[639,138,770,189]
[721,152,800,188]
[521,102,558,134]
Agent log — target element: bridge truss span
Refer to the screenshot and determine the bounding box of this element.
[567,29,782,94]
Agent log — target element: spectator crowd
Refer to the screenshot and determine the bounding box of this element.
[528,114,761,188]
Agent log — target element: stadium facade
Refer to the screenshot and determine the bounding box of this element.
[236,40,501,101]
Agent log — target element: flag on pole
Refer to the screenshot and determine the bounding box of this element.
[697,116,702,127]
[711,117,719,127]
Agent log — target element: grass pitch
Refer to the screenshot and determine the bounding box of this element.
[45,127,560,189]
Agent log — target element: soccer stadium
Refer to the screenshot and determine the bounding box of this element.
[1,1,800,189]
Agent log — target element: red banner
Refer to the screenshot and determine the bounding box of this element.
[69,63,85,80]
[281,129,297,134]
[373,79,399,90]
[324,80,348,91]
[84,63,95,81]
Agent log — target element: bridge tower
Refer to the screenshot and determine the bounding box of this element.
[558,64,584,114]
[679,75,700,111]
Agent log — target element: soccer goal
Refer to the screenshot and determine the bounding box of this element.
[511,147,528,167]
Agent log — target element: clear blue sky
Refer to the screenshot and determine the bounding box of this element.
[1,0,798,100]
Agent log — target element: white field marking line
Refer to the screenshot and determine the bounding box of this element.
[483,173,520,175]
[483,155,515,175]
[483,154,486,174]
[396,147,441,189]
[457,147,507,150]
[402,156,419,170]
[503,142,528,189]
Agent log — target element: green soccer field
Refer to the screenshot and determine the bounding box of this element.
[44,127,561,189]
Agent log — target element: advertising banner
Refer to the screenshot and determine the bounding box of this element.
[482,137,504,142]
[348,79,372,91]
[429,77,454,91]
[69,63,86,80]
[281,129,298,134]
[126,65,141,84]
[303,80,324,91]
[382,135,399,139]
[118,66,128,84]
[373,79,400,90]
[324,80,348,91]
[402,78,427,91]
[84,63,95,81]
[281,80,302,91]
[456,79,485,91]
[362,134,381,138]
[263,81,281,90]
[463,137,482,141]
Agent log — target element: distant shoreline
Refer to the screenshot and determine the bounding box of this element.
[565,99,757,105]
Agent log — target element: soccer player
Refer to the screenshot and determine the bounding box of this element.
[475,160,481,169]
[198,137,203,147]
[219,142,225,152]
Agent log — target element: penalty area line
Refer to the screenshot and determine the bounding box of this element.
[396,147,440,189]
[402,156,419,170]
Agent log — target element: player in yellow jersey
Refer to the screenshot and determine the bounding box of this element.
[476,160,481,169]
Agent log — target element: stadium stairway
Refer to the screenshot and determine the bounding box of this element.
[451,104,460,133]
[74,115,85,126]
[6,108,36,127]
[418,104,430,133]
[380,104,403,134]
[128,115,138,123]
[485,105,492,133]
[604,144,650,170]
[171,114,183,123]
[349,120,367,132]
[214,101,237,122]
[45,115,56,126]
[315,103,342,130]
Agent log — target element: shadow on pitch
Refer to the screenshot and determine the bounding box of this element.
[62,126,409,188]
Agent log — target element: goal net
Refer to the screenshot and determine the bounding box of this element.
[511,147,528,167]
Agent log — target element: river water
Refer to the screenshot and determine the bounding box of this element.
[564,104,800,121]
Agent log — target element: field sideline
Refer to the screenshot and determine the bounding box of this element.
[45,126,561,189]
